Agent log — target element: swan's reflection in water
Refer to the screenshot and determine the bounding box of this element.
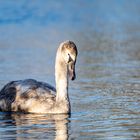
[0,112,69,140]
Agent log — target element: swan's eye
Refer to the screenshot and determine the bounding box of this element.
[68,53,71,59]
[67,53,72,63]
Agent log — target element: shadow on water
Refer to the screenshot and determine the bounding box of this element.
[0,112,69,140]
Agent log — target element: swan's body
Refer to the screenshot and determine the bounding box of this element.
[0,41,78,113]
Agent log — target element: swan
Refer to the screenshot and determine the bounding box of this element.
[0,40,78,114]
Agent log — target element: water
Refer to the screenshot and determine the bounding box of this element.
[0,0,140,139]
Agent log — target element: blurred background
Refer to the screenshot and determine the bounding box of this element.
[0,0,140,139]
[0,0,140,84]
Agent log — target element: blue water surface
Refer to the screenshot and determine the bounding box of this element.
[0,0,140,139]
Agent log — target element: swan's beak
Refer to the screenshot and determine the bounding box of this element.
[68,62,76,81]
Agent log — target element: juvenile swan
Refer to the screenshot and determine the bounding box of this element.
[0,41,78,113]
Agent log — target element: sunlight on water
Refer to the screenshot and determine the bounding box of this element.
[0,0,140,139]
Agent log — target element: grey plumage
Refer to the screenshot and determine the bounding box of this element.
[0,79,56,112]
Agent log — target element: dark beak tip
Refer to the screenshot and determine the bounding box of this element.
[71,78,75,81]
[71,75,76,81]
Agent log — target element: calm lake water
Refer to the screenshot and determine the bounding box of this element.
[0,0,140,139]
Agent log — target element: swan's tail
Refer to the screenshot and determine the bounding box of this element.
[0,81,17,111]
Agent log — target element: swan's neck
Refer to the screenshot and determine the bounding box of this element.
[55,48,69,102]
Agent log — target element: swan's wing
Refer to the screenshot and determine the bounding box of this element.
[0,79,56,112]
[0,79,56,102]
[16,79,56,98]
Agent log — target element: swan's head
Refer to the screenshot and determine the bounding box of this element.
[61,41,78,81]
